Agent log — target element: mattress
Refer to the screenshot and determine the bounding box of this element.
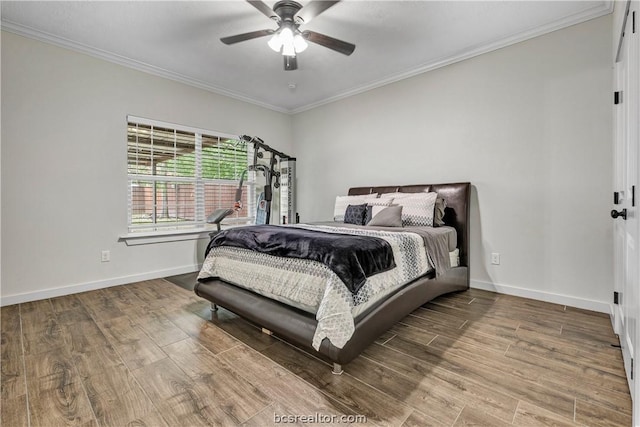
[198,223,456,349]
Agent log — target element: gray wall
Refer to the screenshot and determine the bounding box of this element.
[293,15,613,310]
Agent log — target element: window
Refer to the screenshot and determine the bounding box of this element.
[127,116,255,232]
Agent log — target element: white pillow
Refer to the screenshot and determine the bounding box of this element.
[363,196,394,206]
[380,192,415,199]
[394,192,438,226]
[333,194,377,221]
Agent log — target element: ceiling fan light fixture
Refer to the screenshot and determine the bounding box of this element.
[279,26,295,56]
[279,27,294,44]
[268,26,300,56]
[293,33,308,53]
[269,26,299,55]
[282,42,296,56]
[267,33,282,52]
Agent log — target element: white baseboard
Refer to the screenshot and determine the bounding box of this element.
[471,279,611,314]
[0,264,201,307]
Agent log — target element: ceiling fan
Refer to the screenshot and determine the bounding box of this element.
[221,0,356,71]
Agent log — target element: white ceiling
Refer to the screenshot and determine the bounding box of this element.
[1,1,612,113]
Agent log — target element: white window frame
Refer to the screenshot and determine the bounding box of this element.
[121,116,255,245]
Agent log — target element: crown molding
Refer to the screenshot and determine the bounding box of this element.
[289,1,614,114]
[0,20,290,114]
[1,1,613,115]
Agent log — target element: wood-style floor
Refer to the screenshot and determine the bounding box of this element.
[0,277,631,426]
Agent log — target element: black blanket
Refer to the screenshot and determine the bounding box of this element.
[205,225,396,294]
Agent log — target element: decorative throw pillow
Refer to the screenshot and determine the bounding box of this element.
[333,194,377,221]
[367,205,403,227]
[394,192,438,226]
[344,204,368,225]
[365,205,387,224]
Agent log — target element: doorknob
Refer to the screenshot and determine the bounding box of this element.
[611,209,627,220]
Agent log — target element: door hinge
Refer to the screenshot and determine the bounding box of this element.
[631,358,634,380]
[614,291,619,304]
[614,91,623,104]
[633,185,636,207]
[633,11,636,34]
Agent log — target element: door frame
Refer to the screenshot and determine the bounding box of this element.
[613,1,640,425]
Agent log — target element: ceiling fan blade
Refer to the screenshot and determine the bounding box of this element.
[284,55,298,71]
[247,0,276,19]
[221,29,275,45]
[297,1,339,24]
[302,30,355,56]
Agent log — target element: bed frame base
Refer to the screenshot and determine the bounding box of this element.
[195,266,468,368]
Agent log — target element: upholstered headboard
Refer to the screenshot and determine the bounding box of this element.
[348,182,470,268]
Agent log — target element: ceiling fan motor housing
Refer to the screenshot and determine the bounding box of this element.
[273,1,304,23]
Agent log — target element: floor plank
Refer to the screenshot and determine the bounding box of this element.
[400,409,447,427]
[126,307,189,347]
[345,355,465,425]
[386,335,576,420]
[77,290,126,322]
[1,305,22,355]
[81,363,161,427]
[1,306,26,400]
[250,373,361,426]
[0,394,29,427]
[162,307,241,354]
[216,343,289,382]
[575,398,632,427]
[131,357,238,426]
[263,340,415,426]
[1,356,26,400]
[24,349,97,426]
[452,406,513,427]
[362,343,519,423]
[96,316,167,370]
[163,338,273,423]
[512,401,578,426]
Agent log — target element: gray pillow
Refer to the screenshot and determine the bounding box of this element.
[367,205,403,227]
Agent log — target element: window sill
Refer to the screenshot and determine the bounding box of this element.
[119,227,215,246]
[120,219,254,246]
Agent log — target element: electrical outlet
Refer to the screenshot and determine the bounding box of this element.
[491,252,500,265]
[101,250,110,262]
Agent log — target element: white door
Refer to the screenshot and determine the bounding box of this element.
[613,1,640,417]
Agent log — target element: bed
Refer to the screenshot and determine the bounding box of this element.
[194,182,470,373]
